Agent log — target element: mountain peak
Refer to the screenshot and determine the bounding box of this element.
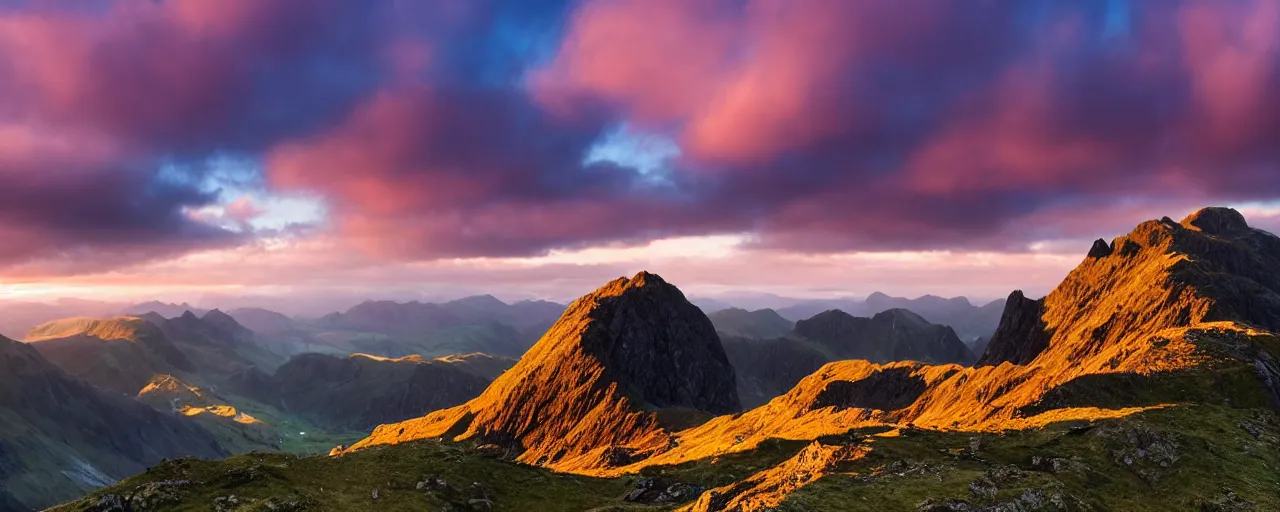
[347,271,739,472]
[1180,206,1250,235]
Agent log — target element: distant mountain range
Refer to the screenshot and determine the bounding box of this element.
[716,307,975,407]
[231,352,513,431]
[696,292,1005,341]
[0,335,227,510]
[59,207,1280,511]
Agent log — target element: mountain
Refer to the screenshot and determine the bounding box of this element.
[312,297,562,358]
[52,208,1280,510]
[707,308,794,339]
[721,336,831,408]
[25,310,293,396]
[722,308,973,407]
[320,300,460,336]
[689,296,735,313]
[248,352,501,431]
[0,298,122,339]
[24,317,194,394]
[432,352,518,380]
[227,307,298,334]
[773,298,864,323]
[345,271,740,472]
[0,335,226,511]
[777,294,1005,340]
[793,308,975,364]
[149,310,290,373]
[638,208,1280,465]
[865,292,1007,341]
[441,295,567,330]
[122,301,208,318]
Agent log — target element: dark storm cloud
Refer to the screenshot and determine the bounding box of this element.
[2,0,1280,271]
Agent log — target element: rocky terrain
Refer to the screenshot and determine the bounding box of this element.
[345,271,741,472]
[722,336,832,408]
[35,207,1280,512]
[55,208,1280,511]
[24,316,195,394]
[793,308,975,365]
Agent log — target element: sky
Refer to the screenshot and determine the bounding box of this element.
[1,0,1279,310]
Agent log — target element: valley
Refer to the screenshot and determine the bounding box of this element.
[31,208,1280,511]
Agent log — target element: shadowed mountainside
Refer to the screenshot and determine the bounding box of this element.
[247,352,507,431]
[629,208,1280,470]
[0,335,226,511]
[776,294,1005,341]
[310,296,566,359]
[346,271,740,472]
[50,208,1280,511]
[721,336,832,408]
[23,311,292,395]
[707,308,794,340]
[793,308,974,364]
[723,308,975,407]
[24,316,193,394]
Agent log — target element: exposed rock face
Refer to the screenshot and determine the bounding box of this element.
[982,207,1280,368]
[574,272,739,413]
[975,291,1051,367]
[0,335,225,510]
[621,207,1280,474]
[809,367,929,412]
[794,308,974,364]
[1088,238,1113,258]
[684,441,868,512]
[347,271,740,472]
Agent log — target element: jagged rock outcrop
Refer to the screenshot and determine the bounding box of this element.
[794,308,974,364]
[623,207,1280,473]
[0,335,225,510]
[975,291,1051,367]
[346,271,740,472]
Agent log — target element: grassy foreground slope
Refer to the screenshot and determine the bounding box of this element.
[53,208,1280,511]
[50,404,1279,511]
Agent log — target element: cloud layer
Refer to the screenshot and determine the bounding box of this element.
[1,0,1279,277]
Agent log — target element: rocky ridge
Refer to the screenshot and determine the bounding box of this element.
[346,271,741,472]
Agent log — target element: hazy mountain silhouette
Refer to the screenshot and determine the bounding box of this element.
[0,336,225,510]
[707,308,795,339]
